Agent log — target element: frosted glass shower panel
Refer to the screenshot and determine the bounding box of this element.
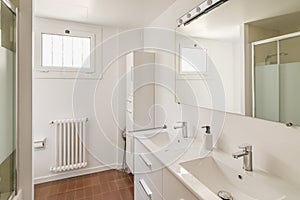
[0,2,16,199]
[254,64,279,121]
[279,36,300,126]
[254,35,300,126]
[279,63,300,125]
[254,42,279,121]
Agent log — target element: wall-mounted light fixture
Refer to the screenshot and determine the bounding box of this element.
[177,0,229,27]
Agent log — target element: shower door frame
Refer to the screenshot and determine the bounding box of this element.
[2,0,16,13]
[251,31,300,120]
[1,0,18,199]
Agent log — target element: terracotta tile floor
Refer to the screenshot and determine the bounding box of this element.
[34,170,134,200]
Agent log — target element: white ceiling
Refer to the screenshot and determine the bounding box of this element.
[34,0,177,27]
[179,0,300,41]
[250,11,300,32]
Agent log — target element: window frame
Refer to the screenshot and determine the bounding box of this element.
[36,30,96,73]
[34,18,103,79]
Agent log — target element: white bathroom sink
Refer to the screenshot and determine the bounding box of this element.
[144,132,193,152]
[162,137,193,152]
[138,131,194,158]
[146,131,171,147]
[180,156,299,200]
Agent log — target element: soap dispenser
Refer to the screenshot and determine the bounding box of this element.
[202,126,213,151]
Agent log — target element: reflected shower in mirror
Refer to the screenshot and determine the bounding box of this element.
[253,34,300,126]
[175,0,300,126]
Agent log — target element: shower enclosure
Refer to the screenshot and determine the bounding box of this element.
[0,0,17,199]
[252,32,300,126]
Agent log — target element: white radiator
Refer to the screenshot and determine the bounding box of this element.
[50,118,88,172]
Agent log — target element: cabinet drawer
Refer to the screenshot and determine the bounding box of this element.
[134,139,163,200]
[135,173,163,200]
[134,139,163,174]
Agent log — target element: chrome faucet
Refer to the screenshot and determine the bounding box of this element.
[232,144,253,171]
[173,121,188,138]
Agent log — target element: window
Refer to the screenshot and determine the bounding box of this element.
[180,47,207,73]
[34,18,102,79]
[41,33,92,71]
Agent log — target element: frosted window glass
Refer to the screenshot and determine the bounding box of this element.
[182,59,195,72]
[73,37,83,67]
[52,35,63,67]
[63,36,73,67]
[42,34,52,66]
[82,38,91,68]
[41,33,91,70]
[181,48,207,73]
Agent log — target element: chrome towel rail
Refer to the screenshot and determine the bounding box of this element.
[128,124,167,133]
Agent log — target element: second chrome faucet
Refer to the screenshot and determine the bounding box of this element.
[173,121,188,138]
[232,144,253,171]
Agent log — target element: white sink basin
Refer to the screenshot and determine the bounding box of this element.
[180,156,299,200]
[137,131,194,166]
[143,131,193,152]
[146,131,171,147]
[162,137,193,152]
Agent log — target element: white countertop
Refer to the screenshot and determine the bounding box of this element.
[134,130,300,200]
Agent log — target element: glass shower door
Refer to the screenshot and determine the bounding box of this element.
[279,36,300,126]
[253,34,300,126]
[0,1,16,199]
[254,41,279,122]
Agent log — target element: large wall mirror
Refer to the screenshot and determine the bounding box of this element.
[175,0,300,126]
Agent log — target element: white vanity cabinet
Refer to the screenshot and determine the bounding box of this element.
[134,139,163,200]
[126,132,134,172]
[163,168,200,200]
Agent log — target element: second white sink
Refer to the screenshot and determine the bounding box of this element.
[180,156,299,200]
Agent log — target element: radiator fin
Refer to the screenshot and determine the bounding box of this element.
[50,118,87,172]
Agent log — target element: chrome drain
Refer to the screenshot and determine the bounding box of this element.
[217,190,233,200]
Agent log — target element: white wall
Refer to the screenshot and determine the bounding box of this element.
[151,0,300,187]
[176,36,243,114]
[33,18,125,183]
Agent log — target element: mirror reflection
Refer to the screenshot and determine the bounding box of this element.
[253,34,300,126]
[175,0,300,126]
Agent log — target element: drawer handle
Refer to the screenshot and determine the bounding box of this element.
[127,109,133,114]
[139,154,152,167]
[126,99,133,103]
[139,179,152,197]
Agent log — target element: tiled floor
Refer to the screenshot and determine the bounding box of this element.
[34,170,134,200]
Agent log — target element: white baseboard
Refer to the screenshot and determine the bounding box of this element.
[34,163,122,184]
[115,163,123,170]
